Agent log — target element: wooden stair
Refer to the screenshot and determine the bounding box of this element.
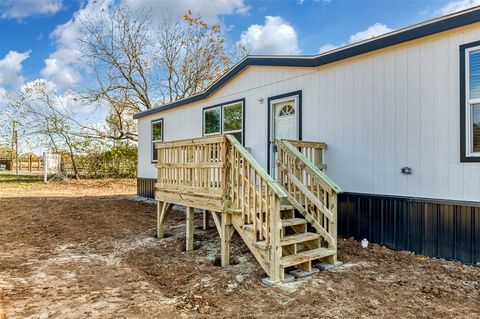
[281,218,307,227]
[280,247,335,268]
[240,218,306,232]
[229,198,335,280]
[253,232,320,249]
[279,232,320,246]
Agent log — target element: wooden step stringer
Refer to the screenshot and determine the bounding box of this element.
[231,214,271,275]
[226,201,336,282]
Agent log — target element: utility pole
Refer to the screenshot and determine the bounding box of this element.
[11,121,14,152]
[11,120,14,167]
[12,121,18,180]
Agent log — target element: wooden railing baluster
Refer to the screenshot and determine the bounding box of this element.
[155,135,227,211]
[276,139,341,257]
[225,135,287,251]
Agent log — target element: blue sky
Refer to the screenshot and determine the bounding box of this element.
[0,0,478,98]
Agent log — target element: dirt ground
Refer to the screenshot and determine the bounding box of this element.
[0,178,479,318]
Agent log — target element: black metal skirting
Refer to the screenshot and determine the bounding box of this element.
[137,178,156,199]
[338,193,480,265]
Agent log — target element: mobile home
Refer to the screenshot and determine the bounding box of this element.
[134,8,480,280]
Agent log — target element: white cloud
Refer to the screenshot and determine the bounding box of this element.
[237,16,299,55]
[438,0,480,15]
[41,49,82,88]
[0,87,8,106]
[318,43,338,53]
[123,0,249,22]
[42,0,247,88]
[319,23,393,53]
[1,0,62,19]
[0,50,31,90]
[348,23,393,43]
[0,51,31,122]
[41,0,112,88]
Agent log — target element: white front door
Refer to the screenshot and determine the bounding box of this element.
[270,95,299,178]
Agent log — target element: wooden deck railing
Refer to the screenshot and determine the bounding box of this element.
[155,135,228,211]
[276,139,342,260]
[226,135,288,246]
[226,135,288,281]
[288,140,327,171]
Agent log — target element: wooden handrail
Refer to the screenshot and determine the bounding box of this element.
[226,134,285,256]
[225,135,287,198]
[155,135,225,149]
[287,139,327,171]
[280,140,341,194]
[287,140,327,149]
[276,139,341,249]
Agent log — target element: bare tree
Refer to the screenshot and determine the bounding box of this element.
[80,6,237,142]
[81,5,153,111]
[6,80,84,178]
[157,11,231,102]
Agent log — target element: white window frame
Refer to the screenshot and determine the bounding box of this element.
[203,106,222,137]
[465,46,480,157]
[222,101,243,141]
[151,119,163,162]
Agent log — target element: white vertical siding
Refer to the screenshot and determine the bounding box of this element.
[406,44,421,195]
[138,26,480,202]
[137,118,150,178]
[372,54,385,193]
[434,37,450,198]
[448,33,465,199]
[383,50,396,195]
[394,47,408,195]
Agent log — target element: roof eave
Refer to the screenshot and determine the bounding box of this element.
[134,7,480,120]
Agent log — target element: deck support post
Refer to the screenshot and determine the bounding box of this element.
[269,196,283,282]
[157,201,162,238]
[221,212,234,267]
[157,201,172,239]
[203,209,209,230]
[325,193,337,264]
[186,207,194,251]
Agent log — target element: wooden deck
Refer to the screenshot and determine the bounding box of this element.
[154,134,342,283]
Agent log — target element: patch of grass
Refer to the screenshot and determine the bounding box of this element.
[0,174,43,184]
[0,175,136,193]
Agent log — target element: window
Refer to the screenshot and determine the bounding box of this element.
[473,104,480,153]
[152,119,163,162]
[462,42,480,161]
[203,100,244,143]
[222,102,243,143]
[204,107,221,135]
[279,104,295,116]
